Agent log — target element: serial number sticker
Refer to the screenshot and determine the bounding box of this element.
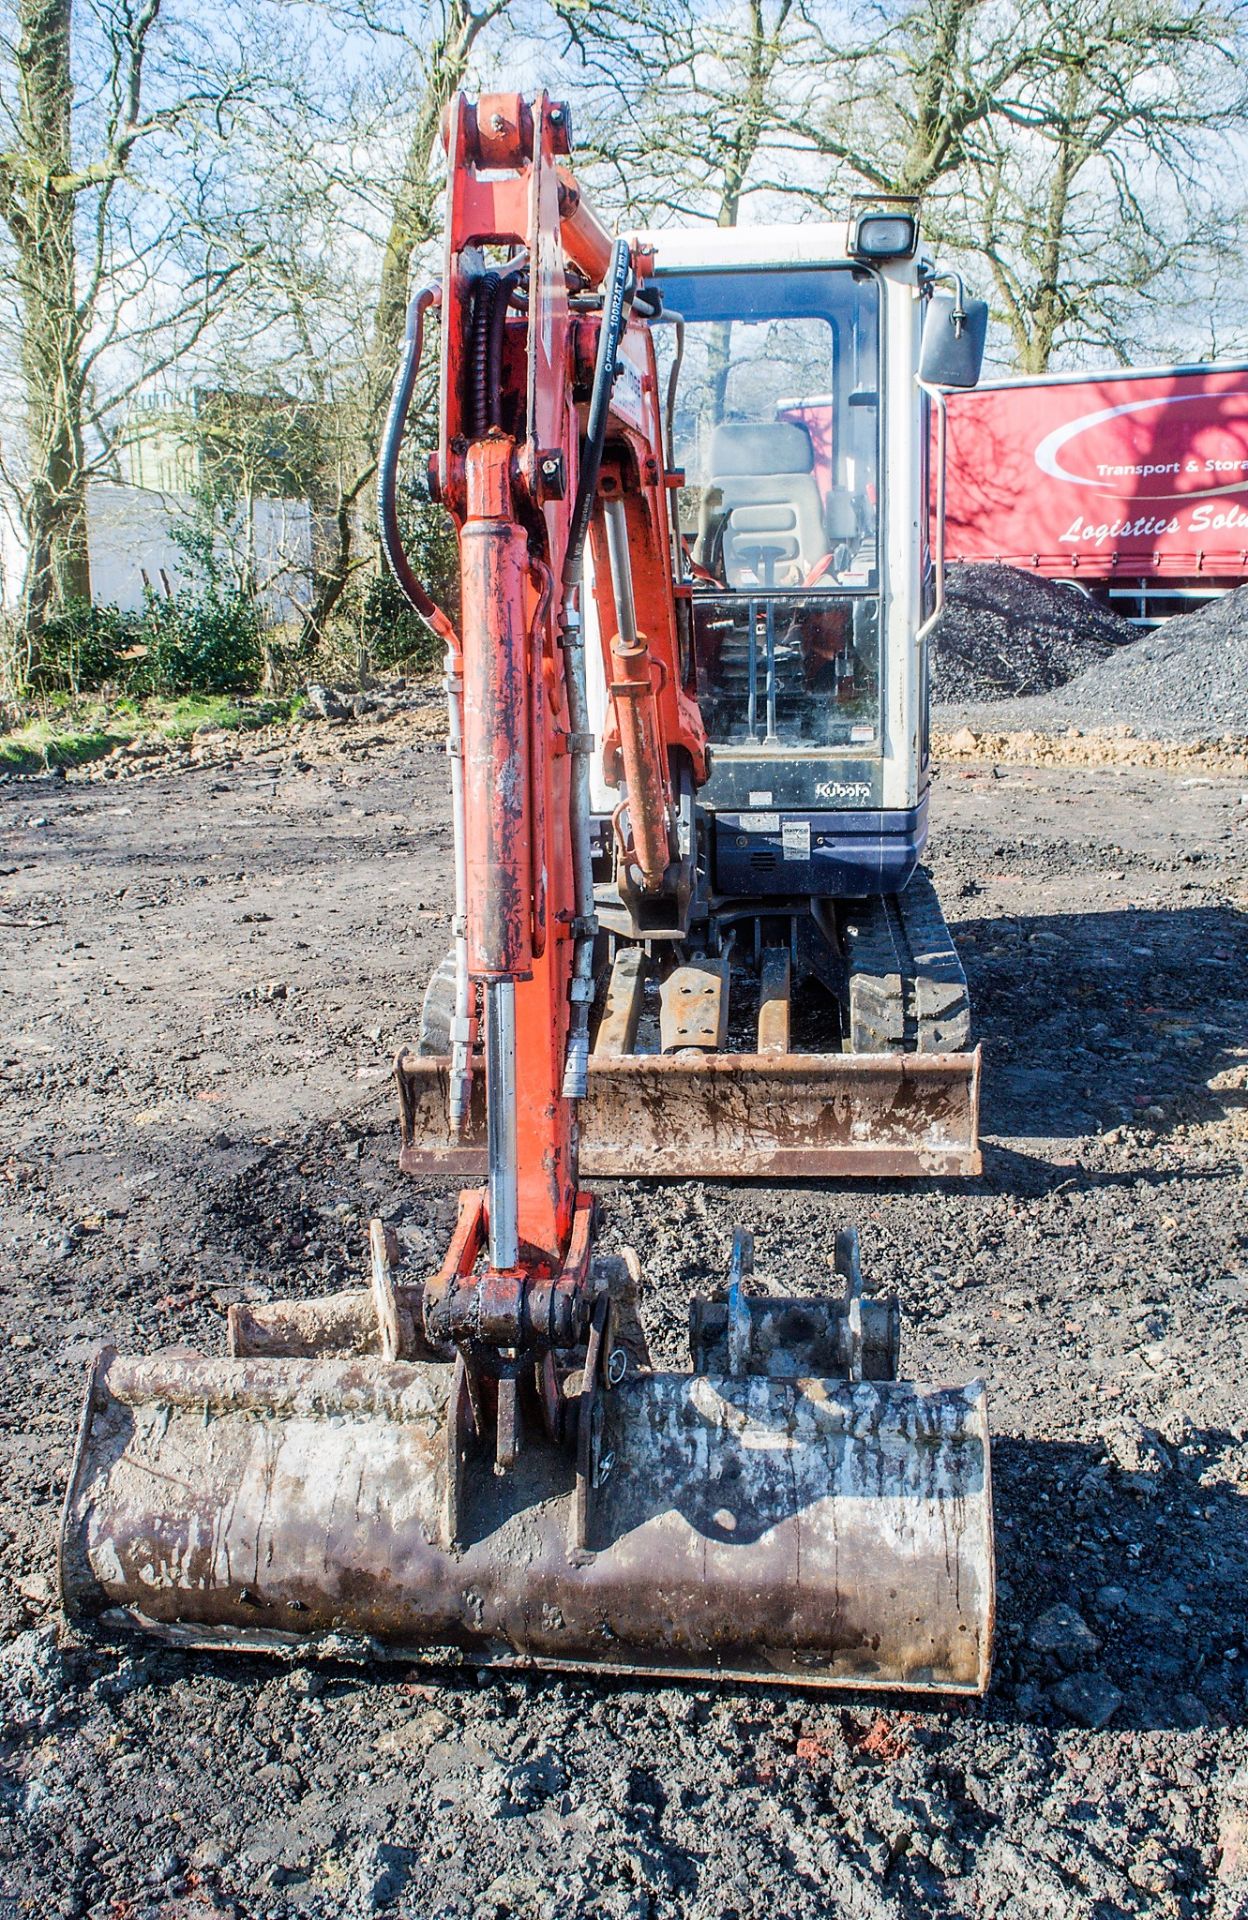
[782,820,811,859]
[745,812,780,833]
[748,790,773,807]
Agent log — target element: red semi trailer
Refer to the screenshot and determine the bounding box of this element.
[940,360,1248,625]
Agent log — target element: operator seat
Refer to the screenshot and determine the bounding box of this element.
[708,421,830,588]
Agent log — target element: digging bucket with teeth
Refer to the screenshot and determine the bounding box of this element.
[60,1223,993,1692]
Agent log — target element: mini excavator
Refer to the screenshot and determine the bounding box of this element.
[61,93,994,1692]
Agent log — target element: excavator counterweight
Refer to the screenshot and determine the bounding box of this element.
[61,91,995,1692]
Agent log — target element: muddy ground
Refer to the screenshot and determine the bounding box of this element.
[1,714,1246,1920]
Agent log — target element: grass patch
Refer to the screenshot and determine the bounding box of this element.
[0,717,131,773]
[150,693,306,740]
[0,692,308,774]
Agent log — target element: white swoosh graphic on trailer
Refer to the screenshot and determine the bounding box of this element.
[1033,389,1248,501]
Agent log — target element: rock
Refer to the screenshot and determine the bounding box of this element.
[191,1843,228,1871]
[304,684,349,721]
[0,1625,65,1718]
[1218,1809,1248,1882]
[929,1834,966,1877]
[358,1841,416,1910]
[1074,1463,1110,1510]
[859,1826,892,1877]
[1026,1603,1100,1669]
[1128,1840,1179,1893]
[1050,1671,1123,1728]
[1101,1416,1172,1476]
[1094,1585,1129,1613]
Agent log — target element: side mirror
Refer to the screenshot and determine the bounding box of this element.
[920,288,988,389]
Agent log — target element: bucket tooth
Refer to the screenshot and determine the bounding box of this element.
[227,1289,382,1360]
[593,947,646,1057]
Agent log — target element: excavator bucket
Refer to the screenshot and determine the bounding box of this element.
[60,1231,994,1693]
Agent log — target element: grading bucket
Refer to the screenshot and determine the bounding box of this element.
[61,1343,993,1692]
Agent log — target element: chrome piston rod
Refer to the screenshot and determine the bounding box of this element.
[485,979,519,1270]
[603,497,639,646]
[445,647,474,1135]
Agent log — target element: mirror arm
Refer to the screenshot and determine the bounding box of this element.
[926,268,969,336]
[916,379,948,644]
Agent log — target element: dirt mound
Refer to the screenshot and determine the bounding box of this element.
[930,564,1131,702]
[941,579,1248,744]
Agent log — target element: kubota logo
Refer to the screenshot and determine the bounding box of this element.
[1033,389,1248,503]
[815,780,872,802]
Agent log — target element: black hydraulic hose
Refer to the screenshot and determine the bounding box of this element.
[377,287,457,647]
[562,236,632,595]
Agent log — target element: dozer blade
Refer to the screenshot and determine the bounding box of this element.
[397,1046,982,1180]
[60,1348,992,1692]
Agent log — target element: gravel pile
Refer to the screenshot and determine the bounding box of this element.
[939,576,1248,744]
[930,564,1131,702]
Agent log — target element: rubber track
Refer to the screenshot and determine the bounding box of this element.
[844,869,971,1056]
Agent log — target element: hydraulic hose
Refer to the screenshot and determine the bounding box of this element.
[377,287,457,649]
[560,599,596,1102]
[562,237,632,595]
[558,242,633,1095]
[377,287,469,1128]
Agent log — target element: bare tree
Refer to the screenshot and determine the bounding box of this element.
[959,0,1247,368]
[560,0,805,228]
[763,0,1248,368]
[773,0,1044,202]
[264,0,517,651]
[0,0,262,682]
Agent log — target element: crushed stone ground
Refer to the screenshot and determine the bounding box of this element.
[1,723,1247,1919]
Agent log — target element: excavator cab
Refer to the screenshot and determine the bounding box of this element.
[60,95,994,1695]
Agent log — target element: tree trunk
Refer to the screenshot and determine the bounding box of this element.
[9,0,91,678]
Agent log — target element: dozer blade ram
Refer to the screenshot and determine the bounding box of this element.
[60,92,995,1694]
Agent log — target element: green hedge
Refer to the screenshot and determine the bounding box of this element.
[36,590,263,696]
